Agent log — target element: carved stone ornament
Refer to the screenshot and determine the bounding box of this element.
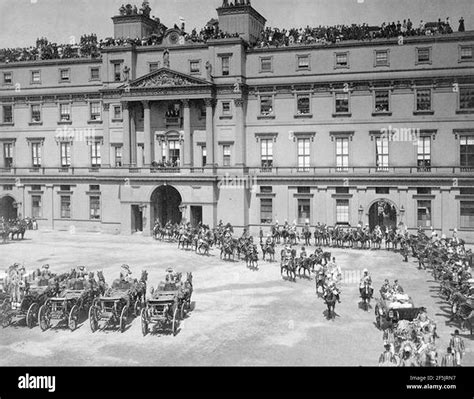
[132,71,200,88]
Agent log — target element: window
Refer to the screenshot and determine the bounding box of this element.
[59,68,70,82]
[296,94,310,115]
[297,55,310,70]
[89,184,100,191]
[60,185,70,191]
[31,142,42,167]
[417,187,431,195]
[31,104,41,123]
[459,87,474,110]
[2,105,13,123]
[31,185,41,191]
[416,47,431,64]
[260,57,273,72]
[3,143,13,168]
[460,187,474,195]
[31,70,41,83]
[90,67,100,80]
[149,62,160,73]
[221,56,230,76]
[375,187,390,195]
[223,145,231,166]
[222,101,231,116]
[460,136,474,169]
[114,146,123,167]
[417,137,431,171]
[90,196,101,220]
[416,89,432,111]
[297,187,311,194]
[375,50,389,66]
[59,103,71,122]
[3,185,13,191]
[3,72,12,84]
[190,60,200,74]
[260,186,272,193]
[260,198,273,224]
[260,95,273,116]
[31,195,42,218]
[336,137,349,172]
[60,196,71,219]
[261,139,273,169]
[460,46,473,62]
[335,52,349,68]
[336,199,349,224]
[335,187,349,194]
[298,199,311,224]
[460,201,474,228]
[374,90,390,113]
[113,105,122,120]
[168,140,180,166]
[297,138,310,171]
[90,102,101,121]
[60,142,71,167]
[113,63,122,82]
[90,142,101,167]
[201,146,207,167]
[375,136,389,171]
[417,200,431,227]
[335,93,350,114]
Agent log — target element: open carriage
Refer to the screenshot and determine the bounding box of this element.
[375,294,425,329]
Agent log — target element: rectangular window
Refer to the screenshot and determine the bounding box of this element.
[201,146,207,167]
[460,136,474,169]
[297,138,310,171]
[149,62,159,73]
[416,89,432,111]
[60,185,70,191]
[417,136,431,171]
[417,200,432,227]
[375,50,389,66]
[31,185,41,191]
[296,94,310,115]
[335,93,349,114]
[460,201,474,228]
[31,104,41,123]
[221,56,230,76]
[260,186,272,193]
[59,103,71,122]
[2,105,13,123]
[31,70,41,83]
[336,199,350,224]
[90,102,101,121]
[260,95,273,116]
[59,68,70,82]
[297,187,311,194]
[417,187,431,195]
[113,63,121,82]
[190,60,200,74]
[336,137,349,172]
[417,48,431,64]
[223,145,231,166]
[459,87,474,110]
[260,57,273,72]
[3,72,12,84]
[375,187,390,195]
[90,67,100,80]
[113,105,122,120]
[114,146,123,167]
[260,139,273,169]
[460,46,473,61]
[89,185,100,191]
[460,187,474,195]
[3,143,13,168]
[297,55,310,70]
[60,195,71,219]
[298,199,311,224]
[374,90,390,113]
[90,142,101,167]
[335,52,348,68]
[31,142,42,167]
[168,140,180,166]
[60,142,71,167]
[375,137,389,171]
[260,198,273,224]
[3,185,13,190]
[32,195,42,218]
[222,101,231,116]
[90,196,101,220]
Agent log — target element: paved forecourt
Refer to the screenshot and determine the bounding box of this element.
[0,230,471,366]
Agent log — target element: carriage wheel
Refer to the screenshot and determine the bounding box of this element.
[133,299,141,317]
[172,306,179,336]
[140,308,148,337]
[89,305,99,333]
[119,305,129,333]
[26,302,39,329]
[38,304,51,331]
[68,305,79,331]
[180,302,186,320]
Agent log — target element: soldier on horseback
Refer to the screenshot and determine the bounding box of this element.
[359,268,373,298]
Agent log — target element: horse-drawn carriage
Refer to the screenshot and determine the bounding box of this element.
[89,271,147,333]
[375,294,425,329]
[141,272,193,336]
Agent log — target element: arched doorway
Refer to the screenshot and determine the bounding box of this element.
[150,185,183,226]
[0,195,18,221]
[368,199,397,230]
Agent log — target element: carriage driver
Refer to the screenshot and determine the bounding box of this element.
[359,268,373,297]
[165,267,175,283]
[77,265,87,279]
[120,264,133,281]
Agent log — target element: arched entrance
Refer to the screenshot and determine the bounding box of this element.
[150,185,183,226]
[368,199,397,230]
[0,195,17,221]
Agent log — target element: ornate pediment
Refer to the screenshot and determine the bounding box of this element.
[126,68,212,89]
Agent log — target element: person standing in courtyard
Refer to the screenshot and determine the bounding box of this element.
[441,347,456,367]
[449,330,465,366]
[379,344,397,366]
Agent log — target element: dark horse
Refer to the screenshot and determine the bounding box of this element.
[359,282,374,311]
[323,289,339,320]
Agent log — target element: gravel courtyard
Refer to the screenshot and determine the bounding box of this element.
[0,230,472,366]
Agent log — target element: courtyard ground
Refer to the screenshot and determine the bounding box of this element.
[0,230,472,366]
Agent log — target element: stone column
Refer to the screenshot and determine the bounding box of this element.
[205,98,215,167]
[234,98,246,166]
[182,99,192,167]
[130,105,137,167]
[142,100,152,166]
[122,101,131,166]
[102,103,111,167]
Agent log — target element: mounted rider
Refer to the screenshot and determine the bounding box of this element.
[359,268,373,297]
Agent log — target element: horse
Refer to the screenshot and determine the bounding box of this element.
[280,249,297,282]
[261,242,275,262]
[360,281,374,311]
[297,257,312,279]
[220,240,235,261]
[96,270,107,296]
[196,238,211,256]
[323,288,339,320]
[244,244,259,270]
